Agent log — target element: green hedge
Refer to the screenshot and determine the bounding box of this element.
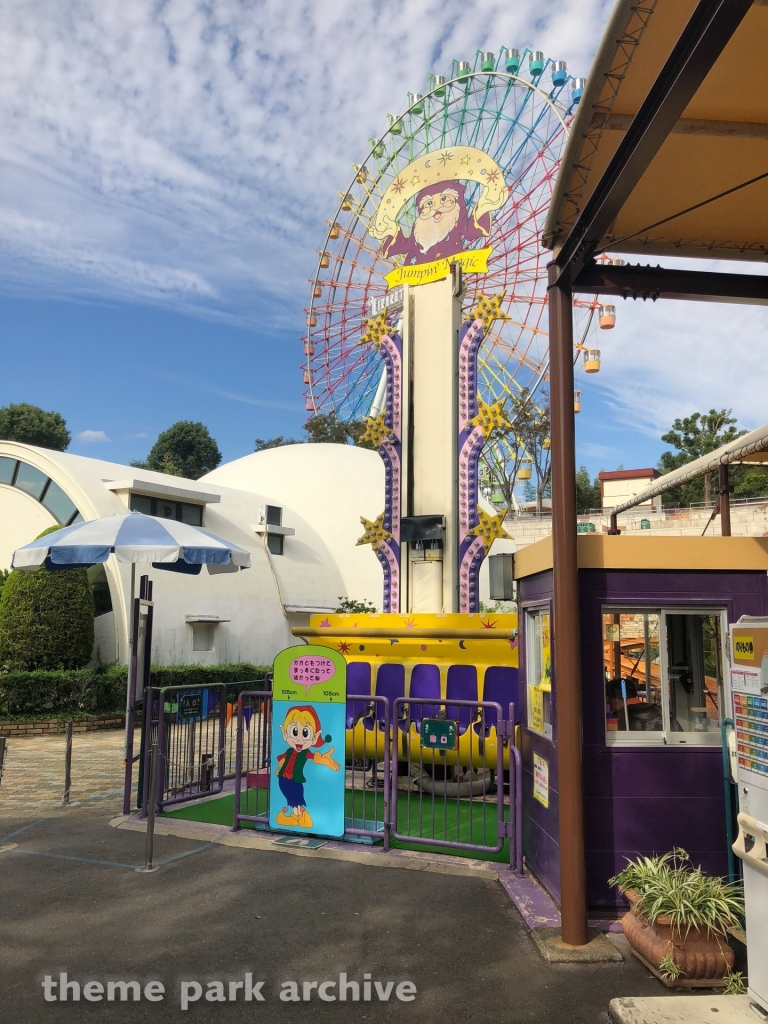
[0,561,94,671]
[0,663,271,718]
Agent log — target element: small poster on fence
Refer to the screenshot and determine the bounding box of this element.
[269,645,347,838]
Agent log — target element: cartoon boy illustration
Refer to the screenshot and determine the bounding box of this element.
[275,705,340,829]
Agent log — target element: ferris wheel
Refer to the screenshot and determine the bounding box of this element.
[302,48,609,423]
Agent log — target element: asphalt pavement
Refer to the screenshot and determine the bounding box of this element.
[0,799,665,1022]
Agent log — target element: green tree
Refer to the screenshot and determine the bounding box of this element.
[575,466,601,513]
[0,527,94,672]
[659,410,744,506]
[335,597,377,614]
[0,402,70,451]
[134,421,222,480]
[254,412,376,452]
[254,436,298,452]
[305,412,376,449]
[480,389,551,513]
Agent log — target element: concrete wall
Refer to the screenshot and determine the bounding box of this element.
[0,442,374,669]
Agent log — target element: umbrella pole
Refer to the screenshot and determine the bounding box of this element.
[122,563,137,815]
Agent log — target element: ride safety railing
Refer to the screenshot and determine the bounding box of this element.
[231,691,522,873]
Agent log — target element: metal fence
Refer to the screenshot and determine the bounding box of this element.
[232,691,272,831]
[391,697,520,865]
[136,680,267,814]
[231,692,522,871]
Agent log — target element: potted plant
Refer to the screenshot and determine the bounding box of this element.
[609,849,743,986]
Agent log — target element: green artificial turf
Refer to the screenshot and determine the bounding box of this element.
[162,788,510,863]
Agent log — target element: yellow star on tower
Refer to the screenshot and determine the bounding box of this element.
[471,399,511,435]
[468,292,509,332]
[470,507,511,553]
[359,414,392,448]
[357,513,392,548]
[360,312,389,349]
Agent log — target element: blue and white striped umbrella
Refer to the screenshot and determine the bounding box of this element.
[11,511,251,575]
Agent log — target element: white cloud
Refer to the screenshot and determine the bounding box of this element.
[1,1,764,439]
[76,429,110,442]
[127,432,148,439]
[0,0,609,323]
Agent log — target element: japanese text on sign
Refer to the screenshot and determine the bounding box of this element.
[289,656,336,696]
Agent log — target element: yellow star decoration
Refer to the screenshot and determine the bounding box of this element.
[468,292,509,332]
[470,507,511,553]
[411,174,421,186]
[359,414,392,448]
[471,399,511,435]
[357,513,392,548]
[360,312,388,349]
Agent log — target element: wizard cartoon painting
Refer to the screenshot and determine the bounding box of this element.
[370,145,508,267]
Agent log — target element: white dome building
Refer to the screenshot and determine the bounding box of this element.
[0,441,383,668]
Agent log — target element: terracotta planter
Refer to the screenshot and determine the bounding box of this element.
[621,908,735,982]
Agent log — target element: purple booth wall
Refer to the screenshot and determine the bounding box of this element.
[519,567,768,913]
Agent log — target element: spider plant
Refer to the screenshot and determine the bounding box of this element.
[610,849,744,938]
[608,848,685,895]
[723,971,746,995]
[659,954,683,981]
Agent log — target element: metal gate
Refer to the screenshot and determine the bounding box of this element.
[391,697,522,868]
[230,692,522,871]
[232,691,392,846]
[232,691,272,831]
[141,683,228,814]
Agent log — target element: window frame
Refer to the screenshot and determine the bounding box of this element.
[524,602,554,743]
[129,492,203,527]
[0,458,80,525]
[602,605,728,749]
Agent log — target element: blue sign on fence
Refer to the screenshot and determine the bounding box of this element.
[269,645,347,839]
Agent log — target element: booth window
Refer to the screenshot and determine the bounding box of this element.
[525,606,553,741]
[129,493,203,526]
[603,608,724,746]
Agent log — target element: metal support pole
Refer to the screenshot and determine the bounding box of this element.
[62,720,73,805]
[547,263,588,945]
[123,563,137,815]
[718,464,732,537]
[142,739,158,872]
[232,698,244,831]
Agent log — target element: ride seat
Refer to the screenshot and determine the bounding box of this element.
[408,664,441,733]
[346,662,372,730]
[446,665,478,735]
[475,666,519,737]
[374,663,405,732]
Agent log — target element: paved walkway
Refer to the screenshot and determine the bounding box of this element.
[0,807,665,1023]
[0,728,138,812]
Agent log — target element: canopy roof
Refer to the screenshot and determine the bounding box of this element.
[610,421,768,517]
[544,0,768,263]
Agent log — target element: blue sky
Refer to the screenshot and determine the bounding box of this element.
[1,0,766,478]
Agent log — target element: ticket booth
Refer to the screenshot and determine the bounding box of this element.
[515,534,768,914]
